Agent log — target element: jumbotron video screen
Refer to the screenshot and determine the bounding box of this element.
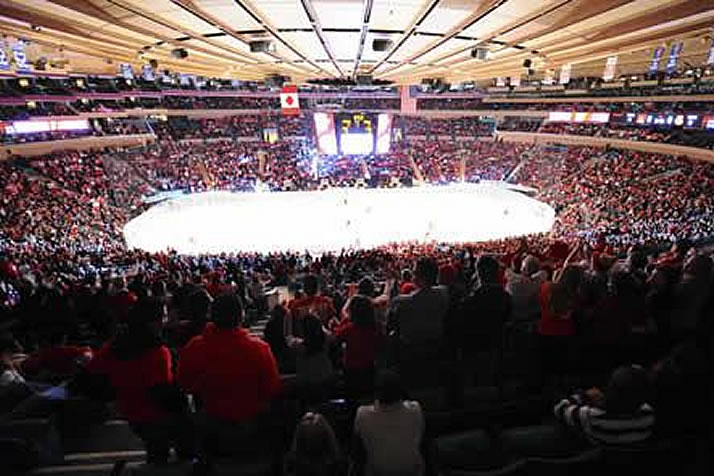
[313,111,392,155]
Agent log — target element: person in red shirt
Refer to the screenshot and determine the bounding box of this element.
[177,292,281,471]
[286,274,336,337]
[335,295,383,399]
[87,297,188,465]
[23,331,93,379]
[538,264,584,380]
[399,269,417,295]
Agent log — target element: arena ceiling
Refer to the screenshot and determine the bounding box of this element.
[1,0,714,84]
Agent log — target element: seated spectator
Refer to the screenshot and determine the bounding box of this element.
[22,331,93,380]
[353,371,425,476]
[178,292,281,471]
[554,365,655,445]
[285,412,344,476]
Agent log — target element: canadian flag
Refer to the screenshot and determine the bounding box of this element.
[280,85,300,116]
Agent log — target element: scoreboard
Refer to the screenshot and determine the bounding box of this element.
[314,112,392,156]
[339,112,373,134]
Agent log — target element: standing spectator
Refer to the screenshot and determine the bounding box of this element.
[538,264,583,379]
[335,295,383,399]
[288,314,334,406]
[86,298,189,465]
[178,293,281,472]
[505,255,547,329]
[353,371,425,476]
[459,255,511,391]
[388,258,449,385]
[287,275,336,338]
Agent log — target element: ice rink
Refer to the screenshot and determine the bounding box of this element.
[123,183,555,254]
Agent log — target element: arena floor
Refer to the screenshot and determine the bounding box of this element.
[123,183,555,254]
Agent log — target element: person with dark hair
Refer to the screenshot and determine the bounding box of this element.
[538,263,584,379]
[264,305,293,372]
[288,314,334,405]
[286,274,336,338]
[172,289,212,349]
[178,292,281,471]
[399,269,417,295]
[353,371,424,476]
[335,295,383,398]
[86,297,186,465]
[554,365,655,445]
[459,255,511,390]
[387,257,449,384]
[285,412,344,476]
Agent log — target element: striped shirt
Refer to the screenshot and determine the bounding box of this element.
[554,395,655,445]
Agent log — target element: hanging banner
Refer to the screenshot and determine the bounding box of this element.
[0,39,9,71]
[649,46,666,73]
[12,42,30,72]
[510,75,521,87]
[496,77,505,87]
[665,42,684,74]
[280,85,300,116]
[707,38,714,66]
[559,63,571,85]
[602,56,618,81]
[543,69,555,85]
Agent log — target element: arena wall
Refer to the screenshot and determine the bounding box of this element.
[0,134,156,160]
[495,131,714,163]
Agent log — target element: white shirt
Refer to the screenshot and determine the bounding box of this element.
[355,400,424,476]
[505,269,547,324]
[0,367,26,386]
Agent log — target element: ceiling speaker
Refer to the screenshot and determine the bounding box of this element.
[149,59,159,69]
[522,59,532,68]
[356,74,373,86]
[471,47,489,60]
[171,48,189,59]
[372,39,393,52]
[250,40,275,53]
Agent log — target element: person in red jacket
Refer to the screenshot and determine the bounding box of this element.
[87,297,188,464]
[178,292,281,472]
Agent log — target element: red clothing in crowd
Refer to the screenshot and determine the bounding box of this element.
[23,345,93,376]
[538,282,575,337]
[287,295,336,335]
[399,282,417,295]
[87,343,173,423]
[335,322,383,370]
[177,327,281,422]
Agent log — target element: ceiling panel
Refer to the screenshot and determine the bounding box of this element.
[370,0,425,31]
[281,31,329,61]
[122,0,223,35]
[251,0,312,29]
[417,1,474,34]
[390,34,434,61]
[313,1,364,30]
[323,31,361,61]
[193,0,263,30]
